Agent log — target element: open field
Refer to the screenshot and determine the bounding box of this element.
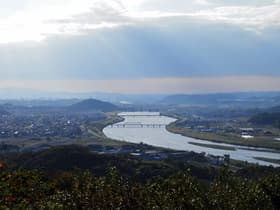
[188,142,236,151]
[254,157,280,164]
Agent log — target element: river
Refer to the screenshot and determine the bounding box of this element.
[103,112,280,166]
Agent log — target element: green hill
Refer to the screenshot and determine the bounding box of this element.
[1,146,280,209]
[266,105,280,112]
[249,112,280,128]
[68,98,118,112]
[3,145,215,182]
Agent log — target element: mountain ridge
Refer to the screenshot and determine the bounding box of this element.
[68,98,119,112]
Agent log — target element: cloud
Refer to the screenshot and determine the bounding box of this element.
[0,20,279,81]
[190,4,280,31]
[0,0,280,43]
[51,0,280,37]
[194,0,212,6]
[0,0,120,43]
[122,3,280,31]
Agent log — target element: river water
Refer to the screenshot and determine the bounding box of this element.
[103,112,280,166]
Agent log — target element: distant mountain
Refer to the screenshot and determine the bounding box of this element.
[68,98,118,112]
[249,112,280,128]
[266,105,280,113]
[0,99,81,107]
[0,108,9,115]
[0,88,166,105]
[248,104,280,128]
[160,94,218,105]
[160,92,280,107]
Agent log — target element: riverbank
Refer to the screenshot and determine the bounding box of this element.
[188,142,236,151]
[254,157,280,165]
[166,119,280,151]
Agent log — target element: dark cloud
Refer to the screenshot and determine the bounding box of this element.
[0,18,279,80]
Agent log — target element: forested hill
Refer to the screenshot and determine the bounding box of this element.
[249,105,280,128]
[160,92,280,107]
[68,98,119,112]
[0,145,279,209]
[267,105,280,112]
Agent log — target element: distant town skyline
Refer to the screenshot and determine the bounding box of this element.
[0,0,280,93]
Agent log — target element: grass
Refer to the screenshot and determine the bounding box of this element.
[167,122,280,151]
[254,157,280,165]
[188,142,236,151]
[82,112,139,147]
[86,112,124,138]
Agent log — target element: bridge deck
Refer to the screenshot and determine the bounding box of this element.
[119,115,161,117]
[111,123,167,128]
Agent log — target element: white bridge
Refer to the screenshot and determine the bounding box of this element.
[111,122,166,128]
[118,112,161,117]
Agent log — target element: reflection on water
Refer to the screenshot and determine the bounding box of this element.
[103,112,280,166]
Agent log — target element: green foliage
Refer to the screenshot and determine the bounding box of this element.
[208,167,274,210]
[0,168,54,209]
[68,98,118,112]
[1,145,218,183]
[249,112,280,127]
[1,164,280,210]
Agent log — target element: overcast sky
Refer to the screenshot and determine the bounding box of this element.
[0,0,280,94]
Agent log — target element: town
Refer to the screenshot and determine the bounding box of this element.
[0,112,104,139]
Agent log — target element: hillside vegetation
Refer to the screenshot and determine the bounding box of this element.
[249,112,280,128]
[1,146,280,209]
[68,99,119,112]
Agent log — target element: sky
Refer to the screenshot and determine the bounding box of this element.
[0,0,280,94]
